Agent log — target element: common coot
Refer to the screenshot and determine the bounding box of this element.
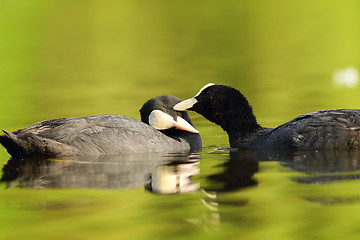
[174,83,360,150]
[0,95,202,157]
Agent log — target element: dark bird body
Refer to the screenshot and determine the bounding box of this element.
[0,96,202,158]
[231,110,360,149]
[174,84,360,150]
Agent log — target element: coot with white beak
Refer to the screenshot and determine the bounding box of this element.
[174,83,360,150]
[0,95,202,157]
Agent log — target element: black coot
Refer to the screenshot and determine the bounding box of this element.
[0,95,202,157]
[174,83,360,150]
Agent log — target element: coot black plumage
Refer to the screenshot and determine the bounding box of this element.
[0,95,202,157]
[174,83,360,150]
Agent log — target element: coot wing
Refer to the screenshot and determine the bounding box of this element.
[8,115,193,156]
[266,109,360,149]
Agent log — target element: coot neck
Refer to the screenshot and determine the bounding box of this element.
[221,112,261,135]
[213,98,261,139]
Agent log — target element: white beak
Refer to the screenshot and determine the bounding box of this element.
[173,83,215,111]
[148,110,199,133]
[173,98,198,111]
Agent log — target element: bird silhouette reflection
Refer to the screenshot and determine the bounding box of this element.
[1,153,200,190]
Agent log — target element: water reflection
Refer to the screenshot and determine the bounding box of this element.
[146,160,200,194]
[205,149,360,208]
[280,150,360,184]
[1,153,200,190]
[3,149,360,234]
[3,149,360,191]
[209,149,360,186]
[206,151,259,192]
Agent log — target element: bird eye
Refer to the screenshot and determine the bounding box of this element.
[162,106,167,111]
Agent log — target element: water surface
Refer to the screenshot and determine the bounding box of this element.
[1,1,360,240]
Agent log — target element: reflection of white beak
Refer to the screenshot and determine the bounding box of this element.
[148,110,199,133]
[151,162,200,194]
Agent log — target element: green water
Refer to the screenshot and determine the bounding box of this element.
[1,0,360,239]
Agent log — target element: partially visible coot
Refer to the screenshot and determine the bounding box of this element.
[174,83,360,150]
[0,95,202,157]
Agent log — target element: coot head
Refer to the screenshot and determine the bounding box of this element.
[140,95,199,133]
[173,84,259,133]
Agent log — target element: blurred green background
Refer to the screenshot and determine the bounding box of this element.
[1,0,359,129]
[0,1,360,240]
